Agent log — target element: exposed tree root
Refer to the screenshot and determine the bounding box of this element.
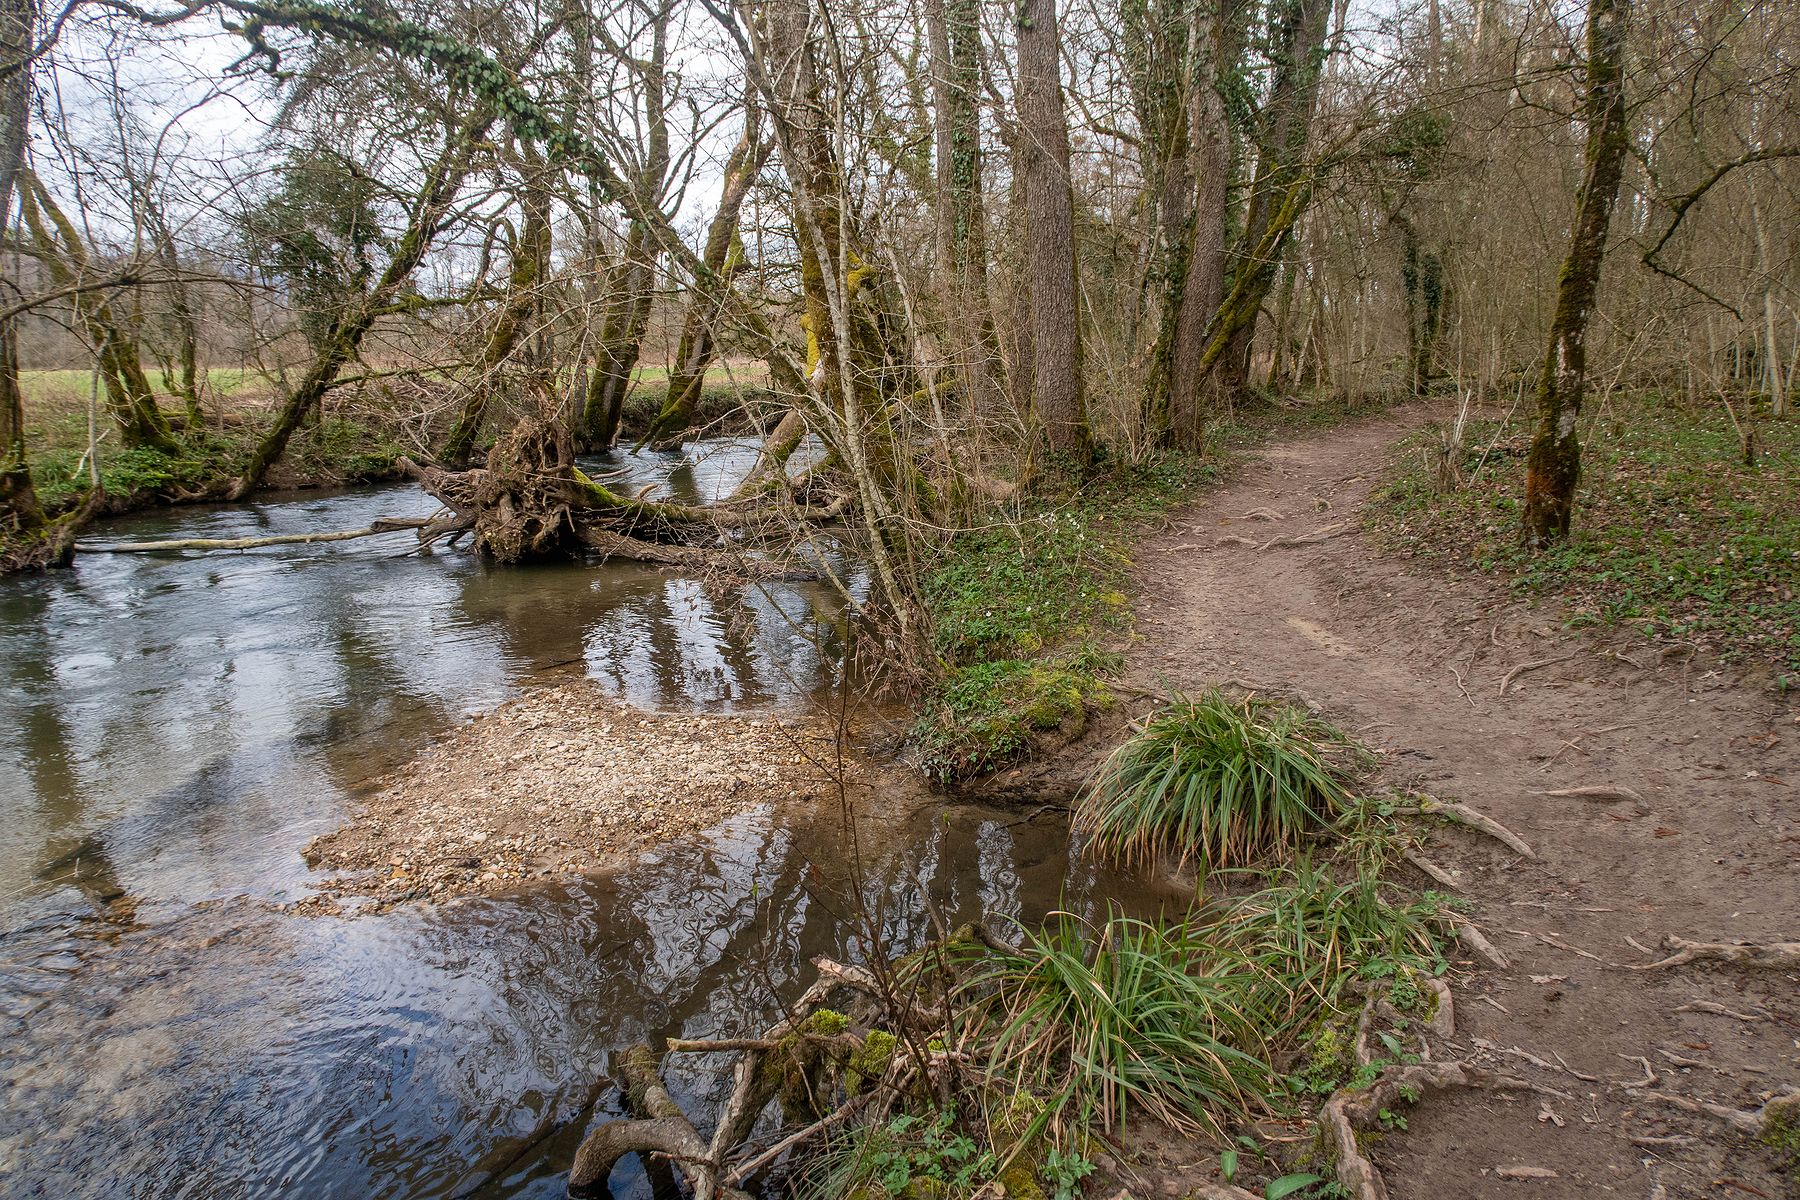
[1320,1061,1552,1200]
[1629,936,1800,971]
[1535,784,1647,803]
[1257,520,1350,550]
[1449,916,1509,969]
[1622,1086,1799,1138]
[1497,652,1577,695]
[1402,849,1461,889]
[1394,797,1536,858]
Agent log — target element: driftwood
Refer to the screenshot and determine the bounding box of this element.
[77,517,429,553]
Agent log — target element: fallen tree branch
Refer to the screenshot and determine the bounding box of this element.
[77,517,429,553]
[1629,936,1800,971]
[578,528,816,581]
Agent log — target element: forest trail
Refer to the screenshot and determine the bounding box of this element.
[1128,406,1799,1198]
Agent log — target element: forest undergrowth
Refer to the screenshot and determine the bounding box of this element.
[1368,391,1800,684]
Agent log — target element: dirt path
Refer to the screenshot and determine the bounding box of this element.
[1127,407,1798,1198]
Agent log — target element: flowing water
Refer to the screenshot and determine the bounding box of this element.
[0,439,1156,1199]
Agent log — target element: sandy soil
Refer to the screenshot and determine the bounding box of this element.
[296,680,856,912]
[1064,405,1799,1199]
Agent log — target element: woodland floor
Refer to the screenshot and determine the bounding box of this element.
[1034,404,1799,1199]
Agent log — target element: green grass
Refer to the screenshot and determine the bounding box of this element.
[912,455,1217,780]
[956,859,1450,1153]
[1076,691,1359,871]
[1367,392,1800,681]
[963,911,1274,1141]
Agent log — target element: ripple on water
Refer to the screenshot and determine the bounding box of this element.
[0,443,1158,1198]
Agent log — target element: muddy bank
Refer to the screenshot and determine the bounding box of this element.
[299,680,867,911]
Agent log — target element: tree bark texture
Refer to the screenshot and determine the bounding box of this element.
[1521,0,1631,547]
[1015,0,1092,461]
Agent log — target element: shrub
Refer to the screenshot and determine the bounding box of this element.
[1076,690,1357,870]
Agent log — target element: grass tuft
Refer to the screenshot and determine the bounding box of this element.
[1075,690,1358,870]
[963,911,1273,1141]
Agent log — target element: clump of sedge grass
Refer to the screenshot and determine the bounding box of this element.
[960,911,1273,1142]
[1076,690,1358,870]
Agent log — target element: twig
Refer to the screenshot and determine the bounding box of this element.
[1508,928,1621,966]
[1674,1001,1762,1022]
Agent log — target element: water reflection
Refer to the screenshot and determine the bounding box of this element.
[0,438,1149,1200]
[0,803,1163,1199]
[0,440,854,910]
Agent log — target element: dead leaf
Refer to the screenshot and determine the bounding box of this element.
[1530,974,1567,984]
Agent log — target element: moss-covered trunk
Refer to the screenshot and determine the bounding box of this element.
[1210,0,1332,398]
[926,0,1001,418]
[1521,0,1631,547]
[20,172,179,453]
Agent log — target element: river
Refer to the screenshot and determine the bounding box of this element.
[0,439,1148,1199]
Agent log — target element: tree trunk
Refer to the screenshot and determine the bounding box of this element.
[640,89,768,449]
[1164,0,1239,447]
[0,0,41,533]
[1520,0,1631,547]
[230,117,491,498]
[925,0,1000,416]
[20,172,179,452]
[441,156,553,467]
[577,4,673,450]
[1016,0,1092,461]
[1212,0,1333,396]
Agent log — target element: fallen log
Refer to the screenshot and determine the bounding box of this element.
[77,517,430,554]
